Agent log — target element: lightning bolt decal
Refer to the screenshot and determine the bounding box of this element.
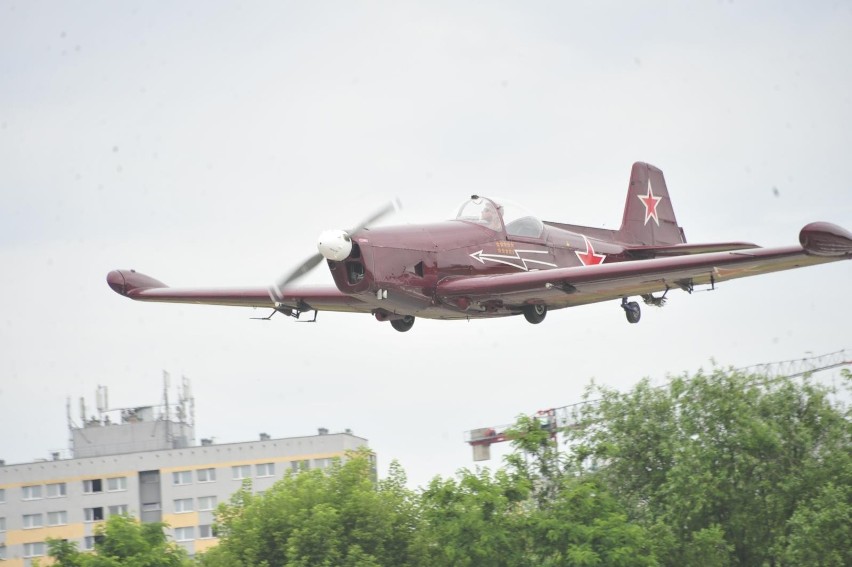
[469,249,557,271]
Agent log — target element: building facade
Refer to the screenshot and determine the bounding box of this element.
[0,386,369,565]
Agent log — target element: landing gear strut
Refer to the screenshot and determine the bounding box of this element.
[390,315,415,332]
[621,298,641,324]
[523,304,547,324]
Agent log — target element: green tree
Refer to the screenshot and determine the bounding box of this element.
[567,367,851,566]
[199,449,422,567]
[783,479,852,566]
[532,477,657,567]
[42,515,190,567]
[414,467,532,566]
[41,538,85,567]
[413,413,656,567]
[503,413,568,508]
[505,413,657,566]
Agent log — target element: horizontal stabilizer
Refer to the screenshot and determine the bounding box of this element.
[436,222,851,312]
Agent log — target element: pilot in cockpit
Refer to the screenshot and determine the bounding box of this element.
[480,203,503,231]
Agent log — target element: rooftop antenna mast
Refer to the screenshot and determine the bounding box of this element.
[96,385,108,421]
[179,375,195,427]
[163,370,171,446]
[66,397,73,451]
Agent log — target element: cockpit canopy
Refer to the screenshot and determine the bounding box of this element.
[454,195,545,238]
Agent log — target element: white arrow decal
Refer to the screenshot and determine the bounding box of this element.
[469,249,557,271]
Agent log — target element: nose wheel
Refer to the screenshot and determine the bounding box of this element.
[523,303,547,324]
[621,298,641,324]
[390,315,415,332]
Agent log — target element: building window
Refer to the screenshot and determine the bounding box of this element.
[23,513,44,529]
[23,541,46,558]
[174,526,194,541]
[0,516,6,532]
[172,470,192,485]
[107,477,127,492]
[197,496,217,511]
[0,488,5,503]
[22,485,43,500]
[291,460,310,472]
[198,524,215,539]
[232,465,251,480]
[109,504,128,516]
[256,463,275,477]
[0,543,6,560]
[47,511,68,526]
[84,535,104,550]
[140,471,160,484]
[197,468,216,483]
[46,482,67,498]
[141,502,161,512]
[314,458,334,470]
[84,507,104,522]
[83,479,103,494]
[174,498,193,513]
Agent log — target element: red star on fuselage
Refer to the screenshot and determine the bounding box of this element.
[637,178,662,226]
[575,235,606,266]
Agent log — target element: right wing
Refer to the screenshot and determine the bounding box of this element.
[106,269,371,314]
[436,222,852,310]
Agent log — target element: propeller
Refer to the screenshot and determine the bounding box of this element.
[273,198,402,291]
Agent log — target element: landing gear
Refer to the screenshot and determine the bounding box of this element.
[523,304,547,324]
[621,298,641,324]
[390,315,415,332]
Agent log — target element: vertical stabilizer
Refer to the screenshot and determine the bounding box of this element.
[617,162,686,246]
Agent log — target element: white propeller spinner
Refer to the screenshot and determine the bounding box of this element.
[317,229,353,261]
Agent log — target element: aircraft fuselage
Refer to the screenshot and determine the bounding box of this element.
[326,220,629,320]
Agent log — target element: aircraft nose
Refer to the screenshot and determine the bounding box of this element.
[317,229,353,261]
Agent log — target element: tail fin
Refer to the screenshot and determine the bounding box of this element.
[617,162,686,246]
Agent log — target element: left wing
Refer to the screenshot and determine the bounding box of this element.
[106,269,371,314]
[436,222,852,310]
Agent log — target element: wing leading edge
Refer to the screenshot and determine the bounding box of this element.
[106,269,370,314]
[436,222,852,310]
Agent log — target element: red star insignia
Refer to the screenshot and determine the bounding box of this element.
[575,236,606,266]
[637,178,662,226]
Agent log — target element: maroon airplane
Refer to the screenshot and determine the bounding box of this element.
[107,162,852,332]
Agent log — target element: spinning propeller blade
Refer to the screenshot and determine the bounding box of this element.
[276,253,325,288]
[347,197,401,234]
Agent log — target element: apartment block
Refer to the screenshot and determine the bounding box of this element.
[0,382,369,565]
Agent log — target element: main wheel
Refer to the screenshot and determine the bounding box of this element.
[523,304,547,324]
[390,315,415,332]
[624,301,641,324]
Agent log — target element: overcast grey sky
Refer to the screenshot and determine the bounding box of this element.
[1,1,851,488]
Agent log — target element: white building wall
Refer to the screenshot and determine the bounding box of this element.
[0,432,369,565]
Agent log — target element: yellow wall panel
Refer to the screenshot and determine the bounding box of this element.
[5,523,85,544]
[161,511,199,528]
[194,537,220,554]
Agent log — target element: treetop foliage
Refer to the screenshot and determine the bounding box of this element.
[42,368,850,567]
[40,514,191,567]
[564,366,851,566]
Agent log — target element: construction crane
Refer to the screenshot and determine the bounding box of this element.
[464,349,851,461]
